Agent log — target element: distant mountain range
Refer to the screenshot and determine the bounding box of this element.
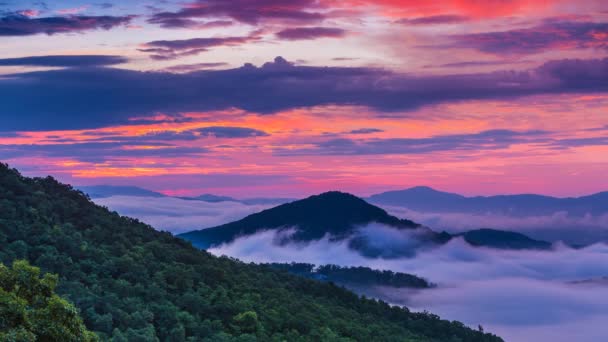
[77,185,295,205]
[79,184,608,217]
[457,228,551,250]
[178,191,552,256]
[77,185,166,198]
[79,184,607,245]
[367,186,608,216]
[179,194,296,205]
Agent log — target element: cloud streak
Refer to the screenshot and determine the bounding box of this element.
[276,27,346,40]
[452,20,608,54]
[0,55,128,67]
[275,129,549,155]
[397,15,469,25]
[1,57,607,131]
[0,13,133,36]
[148,0,324,27]
[141,34,261,60]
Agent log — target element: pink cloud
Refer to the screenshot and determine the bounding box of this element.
[56,6,89,15]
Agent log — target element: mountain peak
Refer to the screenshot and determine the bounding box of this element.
[405,186,441,193]
[299,191,375,207]
[179,191,420,249]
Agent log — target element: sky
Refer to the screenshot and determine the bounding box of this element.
[1,0,607,197]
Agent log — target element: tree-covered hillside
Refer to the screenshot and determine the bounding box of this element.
[0,163,502,341]
[266,263,434,289]
[0,260,97,341]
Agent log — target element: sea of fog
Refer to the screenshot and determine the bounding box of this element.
[94,195,608,342]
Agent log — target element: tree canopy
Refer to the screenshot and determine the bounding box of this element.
[0,259,97,341]
[0,163,503,341]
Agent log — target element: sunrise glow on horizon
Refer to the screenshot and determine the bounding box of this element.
[1,0,607,197]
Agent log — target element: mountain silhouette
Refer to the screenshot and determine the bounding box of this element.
[179,191,430,250]
[368,186,608,216]
[77,185,166,198]
[459,229,551,250]
[179,191,551,254]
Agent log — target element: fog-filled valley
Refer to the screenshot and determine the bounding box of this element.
[3,1,608,339]
[88,189,608,342]
[94,195,279,234]
[208,228,608,342]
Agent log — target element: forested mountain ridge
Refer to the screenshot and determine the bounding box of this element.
[178,191,551,254]
[0,163,503,341]
[178,191,440,250]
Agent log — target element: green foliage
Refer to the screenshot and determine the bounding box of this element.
[267,263,434,288]
[0,163,503,341]
[0,260,98,341]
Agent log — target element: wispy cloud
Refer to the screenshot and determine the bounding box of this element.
[0,13,133,36]
[275,129,549,155]
[276,27,346,40]
[147,0,324,27]
[452,20,608,55]
[0,55,128,67]
[140,34,262,60]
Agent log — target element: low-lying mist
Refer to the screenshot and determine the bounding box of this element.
[379,205,608,245]
[209,224,608,342]
[93,195,275,234]
[91,195,608,341]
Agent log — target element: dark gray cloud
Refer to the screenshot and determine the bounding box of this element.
[452,20,608,54]
[435,60,530,68]
[397,15,469,25]
[332,57,359,61]
[140,35,260,60]
[276,129,549,155]
[0,141,209,163]
[347,128,384,134]
[0,125,268,162]
[0,56,607,131]
[96,3,114,9]
[73,173,294,194]
[0,55,128,67]
[276,26,346,40]
[0,13,133,36]
[550,136,608,148]
[585,125,608,132]
[163,62,229,73]
[279,128,608,156]
[103,126,268,141]
[148,0,324,28]
[195,126,269,138]
[0,131,20,137]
